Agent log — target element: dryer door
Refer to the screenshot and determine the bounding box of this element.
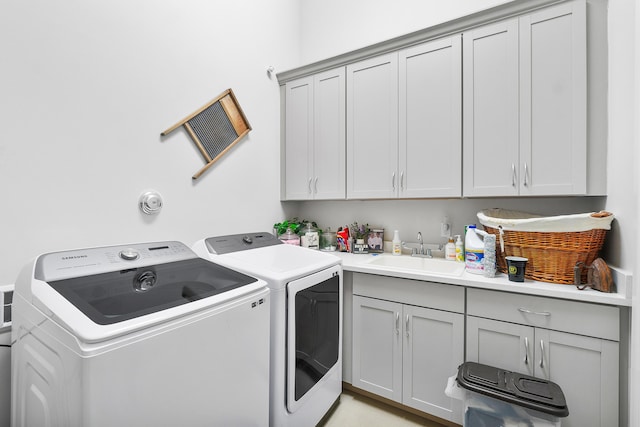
[286,265,342,413]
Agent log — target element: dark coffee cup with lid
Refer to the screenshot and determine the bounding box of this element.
[506,256,528,282]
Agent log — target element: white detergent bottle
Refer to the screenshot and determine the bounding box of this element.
[465,225,485,274]
[392,230,402,256]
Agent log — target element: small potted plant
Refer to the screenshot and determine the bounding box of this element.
[349,221,370,254]
[273,218,321,247]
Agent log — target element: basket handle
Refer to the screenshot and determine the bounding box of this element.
[498,225,505,253]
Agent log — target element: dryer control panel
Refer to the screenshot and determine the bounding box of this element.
[0,284,13,327]
[205,232,281,255]
[35,241,195,281]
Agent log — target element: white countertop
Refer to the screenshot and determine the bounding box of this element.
[332,252,632,307]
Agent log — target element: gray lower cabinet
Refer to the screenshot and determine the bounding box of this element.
[351,273,464,423]
[466,288,620,427]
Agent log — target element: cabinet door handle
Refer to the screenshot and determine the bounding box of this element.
[518,307,551,317]
[405,314,410,338]
[395,312,400,335]
[314,177,318,193]
[539,339,545,368]
[308,178,313,194]
[524,163,529,187]
[512,164,517,187]
[524,336,529,365]
[400,171,405,190]
[392,172,396,191]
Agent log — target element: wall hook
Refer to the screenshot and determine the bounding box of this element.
[266,66,275,78]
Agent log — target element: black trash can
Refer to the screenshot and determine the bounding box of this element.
[453,362,569,427]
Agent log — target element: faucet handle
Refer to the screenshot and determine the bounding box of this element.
[417,231,422,242]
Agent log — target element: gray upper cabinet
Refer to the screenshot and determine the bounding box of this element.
[399,36,462,198]
[281,0,596,200]
[519,2,587,195]
[346,53,399,199]
[284,67,345,200]
[284,76,313,200]
[345,36,462,200]
[462,20,519,196]
[463,0,587,197]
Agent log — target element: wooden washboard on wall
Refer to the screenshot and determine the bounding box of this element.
[161,89,252,180]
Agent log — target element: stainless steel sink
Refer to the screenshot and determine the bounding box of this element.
[365,255,465,276]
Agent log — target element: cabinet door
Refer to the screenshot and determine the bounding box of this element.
[284,76,313,200]
[519,1,587,195]
[536,329,619,427]
[403,305,463,423]
[313,67,346,199]
[399,36,462,198]
[352,295,402,401]
[346,53,399,199]
[462,19,519,197]
[466,316,534,376]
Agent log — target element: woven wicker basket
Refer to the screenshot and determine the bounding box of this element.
[477,209,614,285]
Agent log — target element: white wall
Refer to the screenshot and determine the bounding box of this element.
[0,0,302,285]
[606,0,638,275]
[633,0,640,422]
[299,0,511,64]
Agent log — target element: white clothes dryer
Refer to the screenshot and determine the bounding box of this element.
[12,241,270,427]
[193,232,342,427]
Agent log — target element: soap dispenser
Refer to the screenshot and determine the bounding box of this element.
[445,236,456,261]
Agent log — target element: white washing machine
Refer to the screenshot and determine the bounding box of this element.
[12,241,270,427]
[0,284,13,427]
[0,326,9,427]
[193,232,342,427]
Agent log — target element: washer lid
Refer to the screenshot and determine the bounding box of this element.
[48,258,258,325]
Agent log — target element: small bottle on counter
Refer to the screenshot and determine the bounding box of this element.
[392,230,402,256]
[455,235,464,262]
[445,236,456,261]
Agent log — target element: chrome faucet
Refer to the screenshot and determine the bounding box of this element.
[401,231,443,258]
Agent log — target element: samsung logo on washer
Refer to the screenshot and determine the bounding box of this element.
[61,255,88,260]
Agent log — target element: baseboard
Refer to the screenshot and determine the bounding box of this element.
[342,382,461,427]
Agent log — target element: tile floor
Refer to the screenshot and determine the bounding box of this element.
[318,390,449,427]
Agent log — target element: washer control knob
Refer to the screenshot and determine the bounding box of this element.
[119,249,140,261]
[242,235,253,244]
